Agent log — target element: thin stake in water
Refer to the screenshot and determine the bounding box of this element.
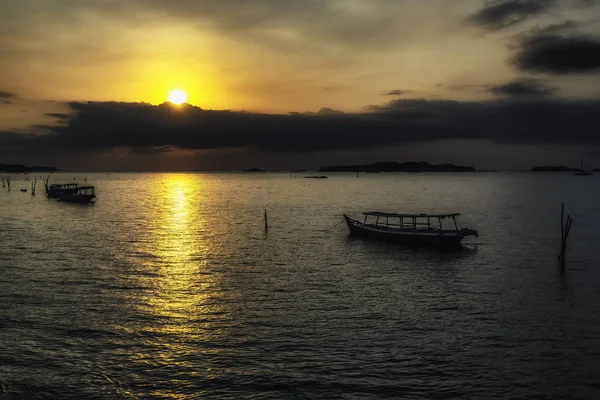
[558,202,573,268]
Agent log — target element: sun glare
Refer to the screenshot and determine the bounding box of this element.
[168,89,187,105]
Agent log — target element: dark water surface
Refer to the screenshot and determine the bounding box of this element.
[1,172,600,399]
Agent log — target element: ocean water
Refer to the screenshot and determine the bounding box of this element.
[1,172,599,399]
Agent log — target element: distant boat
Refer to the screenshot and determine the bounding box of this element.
[344,212,478,248]
[20,188,27,192]
[56,186,95,203]
[304,176,328,179]
[575,156,593,176]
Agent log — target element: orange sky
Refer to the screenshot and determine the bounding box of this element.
[1,0,599,114]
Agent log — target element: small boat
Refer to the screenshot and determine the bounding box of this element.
[20,188,27,192]
[304,176,328,179]
[344,212,478,248]
[574,156,593,176]
[56,185,95,203]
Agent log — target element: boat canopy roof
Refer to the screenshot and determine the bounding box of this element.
[363,211,461,218]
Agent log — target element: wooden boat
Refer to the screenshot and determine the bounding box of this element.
[344,212,478,248]
[304,176,328,179]
[56,185,95,203]
[46,183,80,198]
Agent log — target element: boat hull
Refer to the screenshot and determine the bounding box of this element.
[57,194,95,203]
[344,215,465,248]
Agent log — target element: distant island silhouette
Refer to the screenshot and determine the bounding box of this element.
[531,166,578,172]
[242,167,267,172]
[0,162,57,173]
[319,161,476,173]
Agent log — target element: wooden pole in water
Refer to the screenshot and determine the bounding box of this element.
[560,202,564,248]
[558,202,574,267]
[264,209,268,232]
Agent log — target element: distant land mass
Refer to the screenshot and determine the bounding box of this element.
[0,162,57,172]
[531,166,578,172]
[319,161,476,173]
[242,167,267,172]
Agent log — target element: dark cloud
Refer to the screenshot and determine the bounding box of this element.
[514,33,600,73]
[467,0,556,30]
[288,107,345,116]
[524,20,580,36]
[487,78,556,97]
[316,107,345,115]
[448,84,489,92]
[1,98,599,157]
[382,90,411,96]
[0,91,16,98]
[45,112,72,120]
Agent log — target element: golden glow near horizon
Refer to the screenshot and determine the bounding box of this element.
[167,89,187,105]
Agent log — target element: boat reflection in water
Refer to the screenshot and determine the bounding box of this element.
[344,212,478,249]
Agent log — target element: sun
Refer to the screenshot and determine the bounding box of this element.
[167,89,187,105]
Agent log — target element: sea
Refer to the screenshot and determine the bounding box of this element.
[1,172,599,399]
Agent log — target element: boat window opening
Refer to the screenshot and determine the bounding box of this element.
[375,216,380,226]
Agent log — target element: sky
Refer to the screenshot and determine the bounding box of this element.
[1,0,600,171]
